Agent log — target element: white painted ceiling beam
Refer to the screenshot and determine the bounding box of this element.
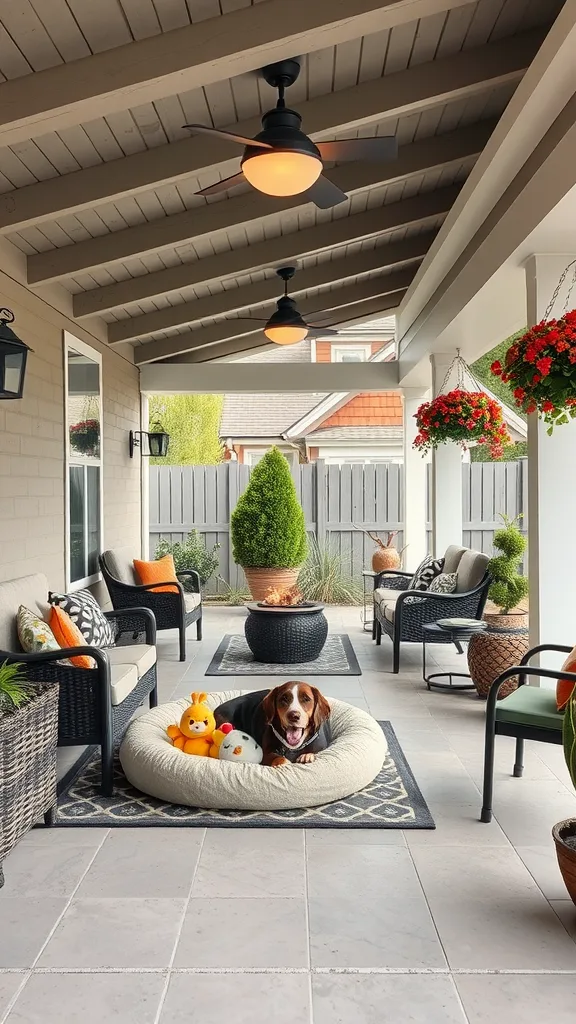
[28,121,493,284]
[0,30,540,234]
[140,359,400,395]
[135,273,412,364]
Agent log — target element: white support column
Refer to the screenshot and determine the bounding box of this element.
[430,353,463,558]
[140,393,150,559]
[402,388,429,569]
[526,254,576,651]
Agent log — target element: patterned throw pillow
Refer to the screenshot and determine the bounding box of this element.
[428,572,458,595]
[17,605,61,654]
[48,589,115,647]
[409,555,445,591]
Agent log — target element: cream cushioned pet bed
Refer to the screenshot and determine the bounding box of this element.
[119,690,387,810]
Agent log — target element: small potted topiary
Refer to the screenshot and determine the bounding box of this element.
[231,447,307,600]
[467,514,530,698]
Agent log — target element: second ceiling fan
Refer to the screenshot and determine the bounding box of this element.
[234,266,341,346]
[184,58,398,210]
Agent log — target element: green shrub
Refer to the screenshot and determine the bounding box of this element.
[488,514,529,613]
[231,448,307,568]
[155,530,220,585]
[298,536,363,605]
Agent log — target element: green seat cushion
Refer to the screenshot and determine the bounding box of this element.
[496,685,563,732]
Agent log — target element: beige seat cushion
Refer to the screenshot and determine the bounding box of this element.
[374,587,406,614]
[110,664,139,706]
[184,592,201,612]
[120,691,387,811]
[106,644,157,680]
[443,545,466,574]
[383,600,397,623]
[102,548,138,586]
[0,573,50,652]
[455,550,489,593]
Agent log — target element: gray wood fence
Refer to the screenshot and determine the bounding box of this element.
[149,460,527,593]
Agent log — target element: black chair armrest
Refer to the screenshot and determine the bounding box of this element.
[520,644,572,665]
[104,607,157,645]
[176,569,201,594]
[373,570,412,589]
[1,644,111,679]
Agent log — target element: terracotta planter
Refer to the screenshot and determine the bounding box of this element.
[242,567,300,602]
[467,617,530,699]
[372,547,401,573]
[553,819,576,906]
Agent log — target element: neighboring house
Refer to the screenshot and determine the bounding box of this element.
[219,320,526,466]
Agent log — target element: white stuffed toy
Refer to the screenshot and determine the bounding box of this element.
[218,729,263,764]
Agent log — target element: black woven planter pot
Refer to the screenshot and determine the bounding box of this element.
[244,603,328,664]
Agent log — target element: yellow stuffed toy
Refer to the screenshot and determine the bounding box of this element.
[167,691,219,756]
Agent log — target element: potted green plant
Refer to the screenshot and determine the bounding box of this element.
[0,662,59,888]
[553,689,576,904]
[155,530,220,588]
[467,514,530,698]
[230,447,307,600]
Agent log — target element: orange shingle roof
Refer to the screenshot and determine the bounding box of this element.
[321,392,403,427]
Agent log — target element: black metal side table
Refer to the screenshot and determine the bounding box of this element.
[422,622,484,692]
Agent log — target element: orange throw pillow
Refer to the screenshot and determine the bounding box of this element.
[49,606,95,669]
[557,645,576,711]
[134,554,179,594]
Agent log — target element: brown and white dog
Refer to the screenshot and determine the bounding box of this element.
[215,682,331,767]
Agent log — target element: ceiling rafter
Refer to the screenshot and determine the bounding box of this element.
[28,120,494,285]
[109,231,436,344]
[134,269,414,365]
[0,29,542,235]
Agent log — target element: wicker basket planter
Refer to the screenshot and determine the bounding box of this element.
[244,602,328,663]
[553,819,576,906]
[0,683,59,888]
[243,567,300,602]
[467,614,529,699]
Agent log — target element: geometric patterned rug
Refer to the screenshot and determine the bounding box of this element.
[205,633,362,676]
[53,723,434,830]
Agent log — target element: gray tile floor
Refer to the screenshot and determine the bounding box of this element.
[1,606,576,1023]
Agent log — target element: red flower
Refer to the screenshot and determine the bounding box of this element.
[490,360,502,376]
[513,387,525,401]
[536,356,553,376]
[542,400,555,413]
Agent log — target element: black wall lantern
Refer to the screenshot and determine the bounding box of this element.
[129,422,170,458]
[0,308,31,400]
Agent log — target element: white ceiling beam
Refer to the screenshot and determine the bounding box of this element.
[108,231,435,344]
[140,359,400,395]
[74,185,456,317]
[28,120,493,284]
[135,271,413,364]
[0,30,541,234]
[0,0,477,148]
[179,293,405,362]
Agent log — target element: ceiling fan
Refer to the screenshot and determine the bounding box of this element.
[234,266,340,345]
[183,58,397,210]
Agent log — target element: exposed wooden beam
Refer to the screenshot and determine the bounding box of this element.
[109,231,435,344]
[135,271,413,364]
[0,30,541,234]
[29,120,494,284]
[180,293,405,362]
[0,0,477,148]
[140,357,400,394]
[74,186,456,317]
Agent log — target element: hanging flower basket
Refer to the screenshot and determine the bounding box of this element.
[70,419,100,456]
[414,389,511,459]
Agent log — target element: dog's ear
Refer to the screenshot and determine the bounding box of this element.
[261,687,279,724]
[310,687,331,731]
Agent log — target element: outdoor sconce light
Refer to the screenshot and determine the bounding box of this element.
[129,423,170,458]
[0,308,31,400]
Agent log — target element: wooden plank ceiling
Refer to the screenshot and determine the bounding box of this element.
[0,0,564,362]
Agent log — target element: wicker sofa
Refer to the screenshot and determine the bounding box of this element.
[373,545,490,673]
[100,548,202,661]
[0,573,158,797]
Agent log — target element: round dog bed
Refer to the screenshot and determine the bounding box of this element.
[119,690,387,810]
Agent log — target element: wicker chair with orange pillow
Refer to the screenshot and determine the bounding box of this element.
[100,548,202,661]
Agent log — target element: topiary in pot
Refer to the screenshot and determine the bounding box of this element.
[231,447,307,600]
[468,514,529,698]
[553,685,576,905]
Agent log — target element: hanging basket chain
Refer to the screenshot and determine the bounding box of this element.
[543,258,576,321]
[437,349,485,396]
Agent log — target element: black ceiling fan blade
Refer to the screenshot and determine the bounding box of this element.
[317,136,398,163]
[303,174,348,210]
[307,326,339,337]
[196,171,247,197]
[183,124,272,149]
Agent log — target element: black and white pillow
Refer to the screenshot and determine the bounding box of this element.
[48,589,115,647]
[409,555,445,592]
[428,571,458,595]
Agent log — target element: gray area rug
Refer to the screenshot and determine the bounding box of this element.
[205,633,362,676]
[53,723,434,830]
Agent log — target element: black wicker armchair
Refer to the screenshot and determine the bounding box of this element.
[373,546,490,673]
[100,548,202,661]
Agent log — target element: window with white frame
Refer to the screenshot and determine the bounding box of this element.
[245,447,297,469]
[65,335,103,589]
[331,344,372,362]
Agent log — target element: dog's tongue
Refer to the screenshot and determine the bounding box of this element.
[286,727,303,747]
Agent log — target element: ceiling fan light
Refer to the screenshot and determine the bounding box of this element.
[264,324,308,345]
[242,150,322,196]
